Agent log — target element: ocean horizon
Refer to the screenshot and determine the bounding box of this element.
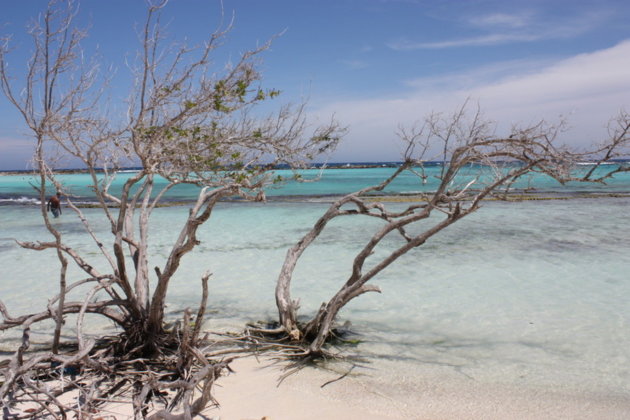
[2,161,630,206]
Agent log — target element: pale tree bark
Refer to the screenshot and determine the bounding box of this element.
[1,0,342,342]
[274,103,630,355]
[0,0,343,415]
[0,0,90,355]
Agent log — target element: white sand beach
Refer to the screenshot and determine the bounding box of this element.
[11,353,630,419]
[208,356,630,420]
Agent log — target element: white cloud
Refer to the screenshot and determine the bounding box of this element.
[404,58,553,91]
[0,136,35,170]
[0,136,32,152]
[315,41,630,161]
[339,59,369,70]
[388,10,605,50]
[390,33,539,50]
[468,12,532,29]
[469,41,630,112]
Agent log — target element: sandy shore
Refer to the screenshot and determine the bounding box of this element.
[206,356,630,420]
[8,354,630,419]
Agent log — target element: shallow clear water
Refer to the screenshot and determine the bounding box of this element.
[1,195,629,396]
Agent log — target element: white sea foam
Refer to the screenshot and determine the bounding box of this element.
[0,196,40,205]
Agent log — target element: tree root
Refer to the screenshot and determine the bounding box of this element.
[1,324,351,418]
[0,336,238,419]
[1,316,367,418]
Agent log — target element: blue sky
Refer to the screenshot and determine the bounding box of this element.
[1,0,630,169]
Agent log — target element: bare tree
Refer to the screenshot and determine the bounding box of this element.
[0,0,342,416]
[271,104,630,356]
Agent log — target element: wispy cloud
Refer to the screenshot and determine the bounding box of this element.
[403,57,554,91]
[0,136,34,169]
[376,0,423,4]
[0,136,31,150]
[388,10,606,50]
[339,59,369,70]
[338,45,373,70]
[468,12,533,29]
[315,40,630,161]
[390,33,540,49]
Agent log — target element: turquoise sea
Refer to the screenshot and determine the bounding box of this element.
[2,163,630,204]
[1,165,629,410]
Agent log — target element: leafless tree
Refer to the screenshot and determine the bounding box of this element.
[0,0,342,416]
[271,103,630,356]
